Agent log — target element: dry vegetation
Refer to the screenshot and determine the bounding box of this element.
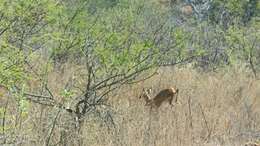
[0,0,259,145]
[1,64,260,146]
[106,66,260,146]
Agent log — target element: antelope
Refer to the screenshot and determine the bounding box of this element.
[139,87,179,108]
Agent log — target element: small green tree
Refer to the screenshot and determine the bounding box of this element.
[225,23,260,78]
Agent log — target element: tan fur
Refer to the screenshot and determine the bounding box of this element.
[140,87,179,108]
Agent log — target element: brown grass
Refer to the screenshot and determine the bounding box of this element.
[1,65,260,146]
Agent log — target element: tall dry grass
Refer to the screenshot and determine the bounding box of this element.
[1,64,260,146]
[102,66,260,146]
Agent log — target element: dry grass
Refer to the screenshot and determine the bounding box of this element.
[1,65,260,146]
[101,66,260,146]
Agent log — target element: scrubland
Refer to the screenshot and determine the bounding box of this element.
[1,64,260,146]
[0,1,259,145]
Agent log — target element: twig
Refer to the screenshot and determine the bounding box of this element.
[127,68,159,84]
[45,85,54,99]
[23,92,52,99]
[198,103,211,141]
[45,109,61,146]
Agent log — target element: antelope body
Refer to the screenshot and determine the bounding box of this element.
[140,87,179,108]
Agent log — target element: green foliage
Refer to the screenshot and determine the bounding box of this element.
[225,24,260,68]
[14,84,30,116]
[209,0,258,26]
[172,27,191,60]
[87,0,119,12]
[0,47,26,87]
[0,0,258,86]
[60,89,74,100]
[47,0,161,74]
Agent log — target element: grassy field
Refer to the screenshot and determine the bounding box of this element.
[1,65,260,146]
[100,66,260,146]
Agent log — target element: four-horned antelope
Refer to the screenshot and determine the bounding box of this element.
[139,87,179,108]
